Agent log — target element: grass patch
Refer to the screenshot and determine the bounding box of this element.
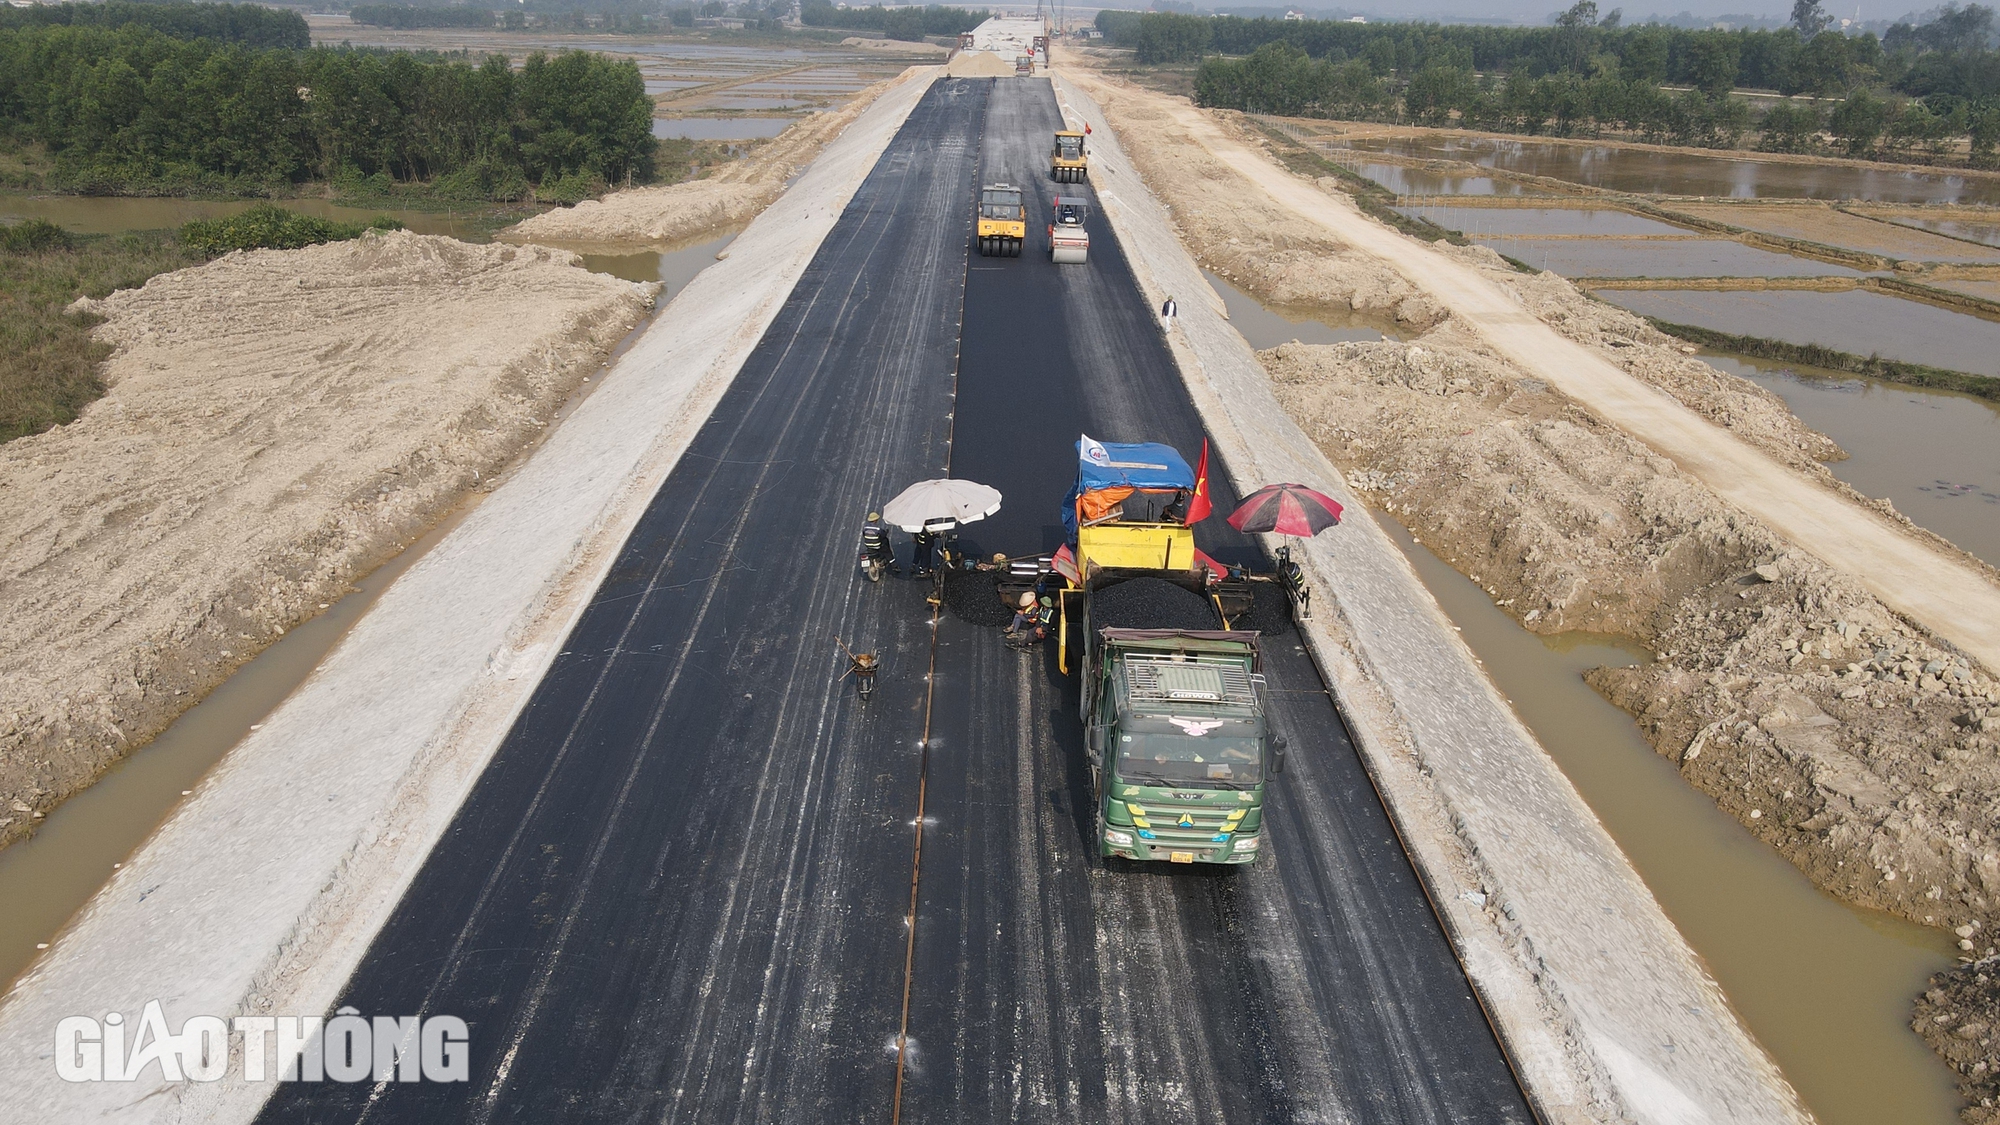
[1647,317,2000,402]
[178,203,402,256]
[0,224,202,442]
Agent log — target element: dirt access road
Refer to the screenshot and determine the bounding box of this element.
[1065,71,2000,677]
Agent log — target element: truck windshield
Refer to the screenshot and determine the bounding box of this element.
[1116,732,1262,788]
[980,191,1022,219]
[1056,136,1082,159]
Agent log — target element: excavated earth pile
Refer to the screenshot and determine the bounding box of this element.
[0,231,657,848]
[504,69,920,248]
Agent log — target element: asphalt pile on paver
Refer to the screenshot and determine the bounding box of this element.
[0,231,656,848]
[1090,576,1221,632]
[1234,580,1295,637]
[942,569,1014,626]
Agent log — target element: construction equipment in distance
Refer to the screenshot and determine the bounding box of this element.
[1049,196,1089,264]
[1051,130,1088,183]
[976,183,1025,257]
[1056,438,1281,866]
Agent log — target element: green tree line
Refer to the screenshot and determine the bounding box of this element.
[0,24,656,198]
[1112,3,2000,160]
[800,3,989,41]
[0,0,308,49]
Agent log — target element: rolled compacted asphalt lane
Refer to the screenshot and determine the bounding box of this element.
[257,78,1533,1123]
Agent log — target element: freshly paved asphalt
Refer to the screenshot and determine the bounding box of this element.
[258,77,1532,1124]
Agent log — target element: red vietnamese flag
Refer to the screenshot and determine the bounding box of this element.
[1186,439,1213,525]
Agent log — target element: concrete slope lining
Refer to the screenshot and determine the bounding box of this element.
[0,67,940,1125]
[897,77,1532,1124]
[247,76,989,1123]
[1054,69,1813,1125]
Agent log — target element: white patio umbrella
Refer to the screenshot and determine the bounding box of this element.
[881,478,1003,533]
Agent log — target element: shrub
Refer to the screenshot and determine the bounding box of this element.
[179,204,367,255]
[0,219,80,254]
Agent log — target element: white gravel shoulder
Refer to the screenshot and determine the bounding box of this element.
[0,68,938,1125]
[1054,70,1812,1125]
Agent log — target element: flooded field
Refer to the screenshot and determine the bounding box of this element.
[1602,287,2000,375]
[1704,355,2000,567]
[1380,514,1962,1125]
[1671,203,2000,262]
[1203,271,1402,347]
[1484,235,1855,277]
[1327,133,2000,205]
[1879,213,2000,248]
[1392,203,1689,236]
[1324,157,1550,198]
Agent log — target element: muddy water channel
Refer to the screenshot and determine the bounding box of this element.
[0,215,731,991]
[1379,513,1962,1125]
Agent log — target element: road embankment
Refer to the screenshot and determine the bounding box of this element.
[503,67,925,248]
[0,231,655,851]
[1059,63,1813,1125]
[1060,61,2000,1119]
[0,70,940,1124]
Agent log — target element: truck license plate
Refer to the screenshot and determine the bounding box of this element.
[1169,851,1195,864]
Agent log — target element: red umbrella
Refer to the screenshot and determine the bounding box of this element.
[1226,484,1343,537]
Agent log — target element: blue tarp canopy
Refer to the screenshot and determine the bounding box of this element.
[1062,436,1196,539]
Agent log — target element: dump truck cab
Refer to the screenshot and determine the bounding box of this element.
[1051,131,1088,183]
[1054,437,1278,866]
[1086,628,1274,866]
[1050,195,1089,264]
[976,183,1025,257]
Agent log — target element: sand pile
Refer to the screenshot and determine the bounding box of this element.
[842,36,948,55]
[943,51,1015,77]
[504,68,924,248]
[0,231,656,846]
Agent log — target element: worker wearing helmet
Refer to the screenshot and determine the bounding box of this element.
[1005,588,1054,649]
[859,511,895,578]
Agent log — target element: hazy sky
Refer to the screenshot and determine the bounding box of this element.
[1181,0,1911,24]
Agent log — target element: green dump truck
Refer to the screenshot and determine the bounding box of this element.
[1083,623,1280,866]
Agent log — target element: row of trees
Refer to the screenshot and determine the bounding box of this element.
[1106,4,2000,103]
[0,25,656,198]
[1121,3,2000,160]
[0,1,308,49]
[799,4,988,41]
[347,4,785,32]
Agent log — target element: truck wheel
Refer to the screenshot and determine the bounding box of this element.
[1010,239,1022,258]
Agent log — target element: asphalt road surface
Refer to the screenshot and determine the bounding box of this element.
[258,78,1532,1124]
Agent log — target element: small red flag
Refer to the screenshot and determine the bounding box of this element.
[1084,122,1092,134]
[1186,439,1212,525]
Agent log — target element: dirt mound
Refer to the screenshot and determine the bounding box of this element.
[943,570,1015,626]
[1090,577,1220,632]
[944,52,1015,77]
[503,68,925,249]
[842,36,948,55]
[1267,333,2000,953]
[0,230,656,846]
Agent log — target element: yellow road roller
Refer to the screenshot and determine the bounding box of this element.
[977,183,1025,257]
[1051,131,1088,183]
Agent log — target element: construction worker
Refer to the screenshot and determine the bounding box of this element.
[859,511,895,580]
[1006,589,1053,649]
